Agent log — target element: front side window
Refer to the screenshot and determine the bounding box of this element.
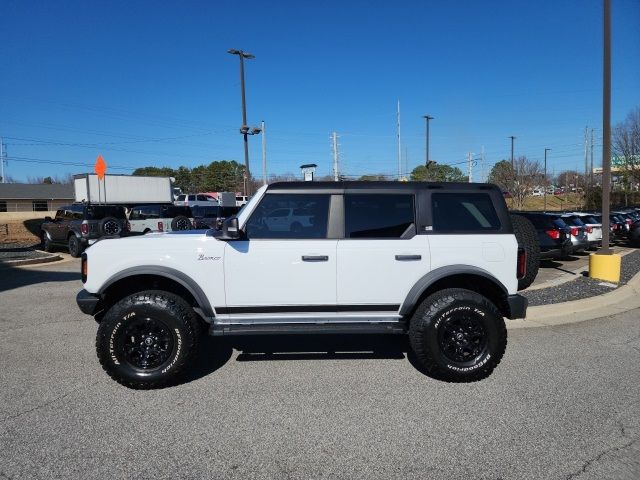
[432,193,500,232]
[245,194,330,239]
[344,194,415,238]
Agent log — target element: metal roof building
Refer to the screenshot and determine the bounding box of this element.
[0,183,74,212]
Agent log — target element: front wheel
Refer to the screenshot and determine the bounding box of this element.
[96,290,200,389]
[41,232,53,252]
[409,288,507,382]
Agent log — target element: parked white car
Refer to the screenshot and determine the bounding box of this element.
[174,194,218,208]
[261,207,314,233]
[128,205,193,233]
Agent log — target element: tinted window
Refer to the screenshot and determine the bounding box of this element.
[191,205,220,218]
[177,195,185,201]
[432,193,500,231]
[85,205,126,220]
[345,194,415,238]
[221,206,240,217]
[246,194,330,239]
[563,216,585,227]
[188,195,196,201]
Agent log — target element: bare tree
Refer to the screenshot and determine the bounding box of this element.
[613,107,640,186]
[488,156,544,209]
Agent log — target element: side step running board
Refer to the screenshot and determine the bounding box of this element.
[211,322,407,336]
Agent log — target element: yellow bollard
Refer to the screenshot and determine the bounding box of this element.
[589,253,621,283]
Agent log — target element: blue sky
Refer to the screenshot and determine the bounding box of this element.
[1,0,639,182]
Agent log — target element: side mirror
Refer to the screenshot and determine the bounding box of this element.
[44,216,53,222]
[219,216,241,240]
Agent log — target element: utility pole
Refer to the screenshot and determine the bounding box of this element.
[509,136,516,169]
[481,145,485,183]
[332,132,339,181]
[228,49,257,196]
[584,126,589,181]
[468,152,473,183]
[397,100,402,180]
[261,120,267,186]
[544,148,551,211]
[0,137,5,183]
[590,128,595,187]
[423,115,434,167]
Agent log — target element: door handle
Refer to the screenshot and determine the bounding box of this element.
[395,255,421,261]
[302,255,329,262]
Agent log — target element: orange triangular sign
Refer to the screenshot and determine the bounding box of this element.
[94,155,107,179]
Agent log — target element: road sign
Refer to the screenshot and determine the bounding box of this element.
[94,155,107,180]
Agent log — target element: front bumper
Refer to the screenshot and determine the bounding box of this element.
[507,294,527,319]
[76,289,102,315]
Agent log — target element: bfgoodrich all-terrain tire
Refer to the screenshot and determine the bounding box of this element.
[96,290,200,389]
[409,288,507,382]
[510,214,540,290]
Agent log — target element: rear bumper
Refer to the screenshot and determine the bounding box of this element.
[507,294,527,319]
[76,289,102,316]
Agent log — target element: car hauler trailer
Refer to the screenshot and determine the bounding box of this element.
[74,174,175,204]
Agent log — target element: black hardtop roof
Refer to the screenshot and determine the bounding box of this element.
[267,181,501,192]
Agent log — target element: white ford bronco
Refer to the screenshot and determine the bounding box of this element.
[77,181,528,389]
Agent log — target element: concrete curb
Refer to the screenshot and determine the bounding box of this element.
[508,270,640,329]
[0,253,63,268]
[525,247,634,291]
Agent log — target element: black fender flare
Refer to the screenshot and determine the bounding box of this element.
[399,265,508,316]
[98,266,214,317]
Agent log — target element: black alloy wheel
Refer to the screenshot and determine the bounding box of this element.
[437,313,488,364]
[118,317,175,370]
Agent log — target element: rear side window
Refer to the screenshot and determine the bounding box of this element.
[344,194,415,238]
[177,195,185,201]
[432,193,500,232]
[85,206,126,220]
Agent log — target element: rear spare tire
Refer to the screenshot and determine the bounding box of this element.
[510,214,540,290]
[100,216,122,236]
[171,215,191,231]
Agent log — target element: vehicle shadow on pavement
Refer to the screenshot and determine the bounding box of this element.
[180,336,234,384]
[0,264,80,293]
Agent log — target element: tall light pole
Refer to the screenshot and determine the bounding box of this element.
[600,0,612,254]
[544,148,551,211]
[509,136,516,169]
[423,115,434,167]
[228,49,257,195]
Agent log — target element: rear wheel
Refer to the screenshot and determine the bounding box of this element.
[510,214,540,290]
[96,290,200,389]
[41,232,53,252]
[409,288,507,382]
[68,235,83,257]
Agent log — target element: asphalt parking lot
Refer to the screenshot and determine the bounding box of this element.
[1,259,639,479]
